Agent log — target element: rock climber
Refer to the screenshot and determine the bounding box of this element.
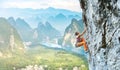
[75,27,88,52]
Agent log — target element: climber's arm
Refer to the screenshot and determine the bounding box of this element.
[80,27,87,37]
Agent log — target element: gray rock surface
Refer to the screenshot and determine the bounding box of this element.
[79,0,120,70]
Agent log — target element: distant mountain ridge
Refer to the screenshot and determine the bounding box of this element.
[0,7,81,22]
[0,7,82,33]
[0,17,24,56]
[34,21,61,43]
[58,18,85,55]
[8,17,33,42]
[61,18,84,47]
[8,17,61,46]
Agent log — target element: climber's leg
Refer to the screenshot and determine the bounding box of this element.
[75,42,84,47]
[75,38,88,51]
[82,38,88,51]
[76,41,88,51]
[83,42,88,51]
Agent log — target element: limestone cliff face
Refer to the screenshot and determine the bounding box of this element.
[79,0,120,70]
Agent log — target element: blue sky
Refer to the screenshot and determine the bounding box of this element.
[0,0,81,12]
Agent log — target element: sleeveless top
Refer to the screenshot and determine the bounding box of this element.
[77,36,83,42]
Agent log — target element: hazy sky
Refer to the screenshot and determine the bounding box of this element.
[0,0,81,12]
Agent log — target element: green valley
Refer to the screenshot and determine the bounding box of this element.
[0,45,88,70]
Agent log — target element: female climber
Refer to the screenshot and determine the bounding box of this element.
[75,27,88,52]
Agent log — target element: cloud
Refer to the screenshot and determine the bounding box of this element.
[0,0,81,12]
